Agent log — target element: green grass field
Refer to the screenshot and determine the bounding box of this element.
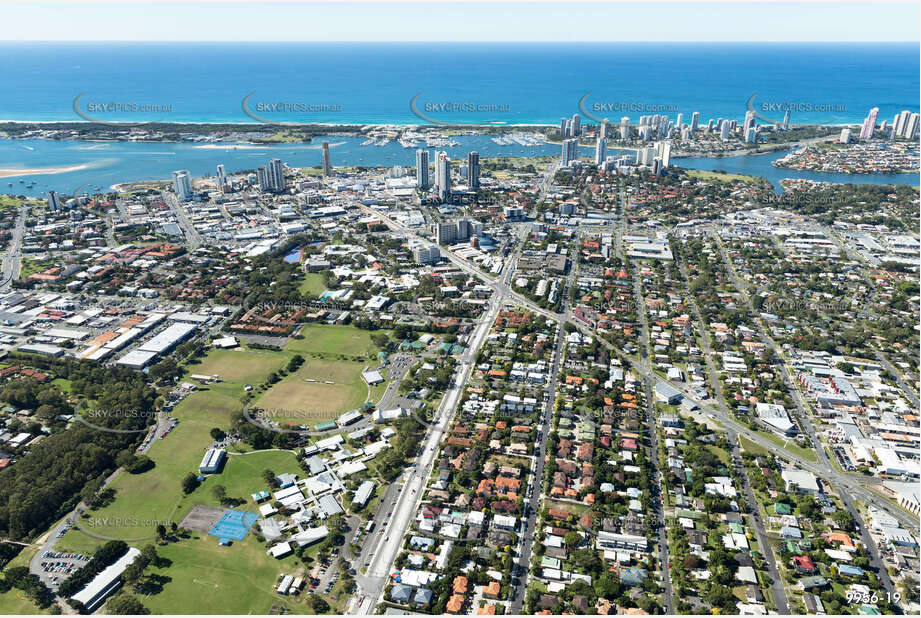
[57,448,301,612]
[190,348,286,384]
[141,528,349,614]
[206,450,299,506]
[298,273,327,297]
[0,196,41,209]
[51,377,72,393]
[60,332,383,553]
[287,324,379,358]
[255,358,371,420]
[705,444,731,466]
[139,532,307,614]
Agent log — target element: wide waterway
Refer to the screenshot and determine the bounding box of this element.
[0,136,917,198]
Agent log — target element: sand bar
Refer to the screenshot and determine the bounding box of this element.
[0,163,93,178]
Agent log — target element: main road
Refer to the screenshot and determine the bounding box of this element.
[349,255,515,615]
[628,226,674,615]
[0,205,27,290]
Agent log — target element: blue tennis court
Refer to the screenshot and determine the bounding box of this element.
[208,509,259,541]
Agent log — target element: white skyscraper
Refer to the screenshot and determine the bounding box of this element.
[561,139,578,167]
[600,118,609,138]
[782,109,791,130]
[719,120,731,141]
[594,137,607,165]
[571,113,581,136]
[413,245,440,264]
[743,110,756,135]
[903,113,920,139]
[635,145,657,165]
[839,128,851,144]
[257,166,270,192]
[893,110,910,136]
[268,158,285,191]
[216,164,227,192]
[675,113,683,129]
[172,170,193,201]
[48,190,61,211]
[467,151,480,189]
[415,149,430,189]
[690,111,700,132]
[859,107,878,140]
[656,140,671,167]
[619,116,630,140]
[435,151,451,200]
[894,110,919,139]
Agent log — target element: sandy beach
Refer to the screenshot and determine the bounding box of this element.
[0,163,93,178]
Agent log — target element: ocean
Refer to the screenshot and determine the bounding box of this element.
[0,42,918,194]
[0,42,918,125]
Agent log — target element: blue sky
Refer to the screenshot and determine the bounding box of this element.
[3,1,919,42]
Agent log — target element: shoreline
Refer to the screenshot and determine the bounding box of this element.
[773,165,920,175]
[192,141,349,150]
[0,119,861,129]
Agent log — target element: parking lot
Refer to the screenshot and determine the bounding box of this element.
[307,548,341,596]
[138,415,178,454]
[832,444,857,471]
[38,549,91,590]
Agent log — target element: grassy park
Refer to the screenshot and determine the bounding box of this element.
[739,435,771,457]
[686,169,758,183]
[13,324,390,613]
[287,324,380,358]
[192,348,286,384]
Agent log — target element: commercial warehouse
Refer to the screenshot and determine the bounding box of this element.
[138,322,198,355]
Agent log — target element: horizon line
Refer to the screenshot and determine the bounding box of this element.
[1,39,919,43]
